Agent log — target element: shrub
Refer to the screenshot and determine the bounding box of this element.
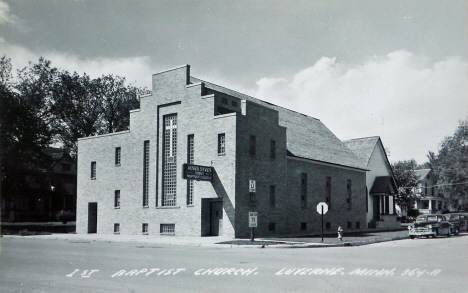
[56,210,76,223]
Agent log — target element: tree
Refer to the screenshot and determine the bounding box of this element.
[391,159,420,208]
[430,119,468,210]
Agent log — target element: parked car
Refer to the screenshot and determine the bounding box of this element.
[445,213,468,235]
[408,214,452,239]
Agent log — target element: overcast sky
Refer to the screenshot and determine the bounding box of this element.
[1,0,467,164]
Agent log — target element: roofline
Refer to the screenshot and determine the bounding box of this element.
[287,155,369,172]
[78,130,130,141]
[191,76,321,122]
[152,64,190,76]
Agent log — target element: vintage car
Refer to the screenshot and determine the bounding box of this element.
[445,213,468,235]
[408,214,452,239]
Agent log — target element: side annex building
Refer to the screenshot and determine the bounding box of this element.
[76,65,369,238]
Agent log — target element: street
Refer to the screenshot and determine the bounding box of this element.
[0,235,466,293]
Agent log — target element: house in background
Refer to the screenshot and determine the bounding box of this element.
[344,136,400,229]
[413,169,446,214]
[1,148,77,222]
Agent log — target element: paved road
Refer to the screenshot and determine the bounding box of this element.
[0,235,466,293]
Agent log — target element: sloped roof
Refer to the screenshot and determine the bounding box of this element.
[343,136,380,165]
[191,77,368,171]
[414,169,431,181]
[369,176,397,194]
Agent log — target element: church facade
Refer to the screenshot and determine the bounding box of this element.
[76,65,369,238]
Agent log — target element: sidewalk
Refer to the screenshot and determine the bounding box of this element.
[1,229,410,248]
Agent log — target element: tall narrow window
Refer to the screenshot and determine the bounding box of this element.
[163,114,177,206]
[250,135,256,156]
[142,223,148,235]
[90,161,96,179]
[143,140,150,207]
[270,140,276,159]
[366,187,368,213]
[301,173,307,209]
[115,147,121,166]
[218,133,225,155]
[326,176,331,208]
[385,196,390,214]
[114,223,120,234]
[187,134,194,205]
[270,185,276,207]
[347,179,352,205]
[114,190,120,208]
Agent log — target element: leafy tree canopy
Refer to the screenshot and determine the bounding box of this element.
[391,159,420,207]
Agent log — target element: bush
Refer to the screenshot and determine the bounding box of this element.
[56,210,76,223]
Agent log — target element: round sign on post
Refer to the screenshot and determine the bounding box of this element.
[317,202,328,214]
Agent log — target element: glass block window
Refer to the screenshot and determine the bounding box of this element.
[326,176,331,208]
[143,140,150,207]
[218,133,226,155]
[347,179,352,205]
[270,140,276,159]
[160,223,175,235]
[356,222,361,229]
[187,134,194,206]
[142,223,148,234]
[347,222,352,229]
[115,147,121,166]
[163,114,177,206]
[325,222,331,230]
[114,223,120,234]
[222,97,228,104]
[232,100,238,107]
[250,135,256,156]
[270,185,276,207]
[301,173,307,209]
[90,161,96,179]
[114,190,120,208]
[301,222,307,230]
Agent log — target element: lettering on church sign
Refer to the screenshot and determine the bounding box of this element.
[182,164,213,181]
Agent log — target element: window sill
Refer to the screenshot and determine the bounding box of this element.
[114,232,120,235]
[156,206,181,209]
[218,153,226,156]
[115,164,121,167]
[143,206,149,209]
[91,178,96,180]
[114,207,120,209]
[142,233,148,235]
[186,205,194,207]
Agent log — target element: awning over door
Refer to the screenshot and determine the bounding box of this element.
[369,176,397,195]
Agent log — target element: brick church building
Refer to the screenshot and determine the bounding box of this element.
[76,65,370,238]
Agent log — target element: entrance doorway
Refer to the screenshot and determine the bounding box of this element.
[88,202,97,233]
[373,196,380,221]
[210,201,223,236]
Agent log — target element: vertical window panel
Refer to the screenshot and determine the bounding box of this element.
[163,114,177,206]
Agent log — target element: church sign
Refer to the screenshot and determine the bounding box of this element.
[182,164,213,181]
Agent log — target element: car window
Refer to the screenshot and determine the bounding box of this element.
[416,216,426,223]
[427,216,437,222]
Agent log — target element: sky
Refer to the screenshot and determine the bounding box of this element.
[0,0,467,165]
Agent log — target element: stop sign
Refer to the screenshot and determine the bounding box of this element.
[317,202,328,214]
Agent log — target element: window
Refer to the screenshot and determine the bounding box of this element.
[384,196,390,214]
[356,222,360,229]
[232,100,238,107]
[270,140,276,159]
[91,161,96,179]
[114,190,120,208]
[250,135,256,156]
[270,185,276,207]
[114,223,120,234]
[160,223,175,235]
[115,147,121,166]
[187,135,194,205]
[143,140,150,207]
[269,223,276,232]
[218,133,225,155]
[347,222,352,229]
[222,97,228,104]
[326,176,331,208]
[366,187,368,213]
[301,222,307,230]
[326,222,331,230]
[163,114,177,206]
[301,173,307,209]
[347,179,352,205]
[142,223,148,235]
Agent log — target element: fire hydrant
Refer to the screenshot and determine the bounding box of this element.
[338,226,343,241]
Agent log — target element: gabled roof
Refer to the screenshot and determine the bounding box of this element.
[191,77,368,171]
[414,169,431,181]
[370,176,397,195]
[343,136,380,165]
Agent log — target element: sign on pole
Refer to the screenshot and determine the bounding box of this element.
[249,212,258,227]
[249,180,256,192]
[316,202,328,214]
